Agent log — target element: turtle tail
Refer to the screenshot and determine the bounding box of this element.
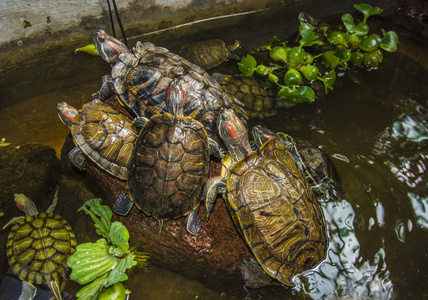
[48,280,63,300]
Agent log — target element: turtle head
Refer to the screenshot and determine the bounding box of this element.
[14,194,38,216]
[57,102,79,128]
[93,30,130,65]
[218,108,252,161]
[166,79,185,117]
[251,125,275,148]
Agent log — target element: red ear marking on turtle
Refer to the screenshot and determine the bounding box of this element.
[263,134,272,140]
[62,112,74,122]
[107,40,121,55]
[226,122,237,140]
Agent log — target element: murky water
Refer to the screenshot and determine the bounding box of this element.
[0,3,428,300]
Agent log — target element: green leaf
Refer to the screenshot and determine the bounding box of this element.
[299,65,319,81]
[283,68,302,86]
[299,22,323,47]
[288,47,306,68]
[346,33,361,47]
[277,86,315,104]
[326,31,347,47]
[110,221,130,253]
[351,51,364,66]
[380,31,399,52]
[74,44,100,56]
[98,283,128,300]
[318,69,336,94]
[78,198,112,239]
[75,272,109,300]
[322,51,340,69]
[255,65,269,76]
[269,46,288,62]
[354,4,383,23]
[238,54,257,77]
[359,34,381,52]
[254,35,284,51]
[103,253,137,288]
[268,73,279,84]
[364,49,383,68]
[335,48,352,62]
[341,14,369,36]
[67,241,119,284]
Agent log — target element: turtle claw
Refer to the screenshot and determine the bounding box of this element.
[113,192,134,216]
[185,207,202,235]
[132,116,149,128]
[68,147,86,170]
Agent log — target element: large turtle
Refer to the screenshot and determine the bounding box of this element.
[216,74,277,118]
[252,125,343,199]
[114,82,218,235]
[203,108,327,287]
[57,100,138,180]
[3,189,77,300]
[178,39,240,70]
[91,30,246,151]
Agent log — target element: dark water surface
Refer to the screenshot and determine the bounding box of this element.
[0,3,427,299]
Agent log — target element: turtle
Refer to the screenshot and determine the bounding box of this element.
[2,189,77,300]
[216,74,277,118]
[91,30,247,153]
[114,81,218,235]
[178,39,240,70]
[57,99,138,180]
[203,108,327,287]
[251,125,343,199]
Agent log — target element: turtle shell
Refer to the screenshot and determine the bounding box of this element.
[221,75,277,118]
[128,113,210,220]
[179,39,230,70]
[71,101,138,180]
[114,43,246,144]
[6,212,77,286]
[226,138,327,286]
[276,133,342,190]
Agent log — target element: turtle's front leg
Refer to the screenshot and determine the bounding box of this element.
[91,75,115,101]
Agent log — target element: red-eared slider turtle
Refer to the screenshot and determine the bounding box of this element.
[252,125,343,199]
[114,82,218,235]
[178,39,240,70]
[203,108,327,287]
[57,100,138,180]
[2,189,77,300]
[217,74,277,118]
[91,30,246,152]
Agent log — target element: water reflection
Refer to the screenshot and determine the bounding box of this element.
[373,98,428,242]
[294,198,393,299]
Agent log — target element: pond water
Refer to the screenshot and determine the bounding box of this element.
[0,3,428,300]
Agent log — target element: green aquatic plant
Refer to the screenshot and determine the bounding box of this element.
[238,3,399,105]
[67,198,149,300]
[74,44,100,56]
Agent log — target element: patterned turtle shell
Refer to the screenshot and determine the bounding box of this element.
[226,137,327,286]
[128,112,210,220]
[71,101,138,180]
[221,75,277,118]
[252,125,342,195]
[6,212,77,287]
[178,39,239,70]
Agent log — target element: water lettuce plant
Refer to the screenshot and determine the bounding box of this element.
[238,4,399,105]
[67,198,149,300]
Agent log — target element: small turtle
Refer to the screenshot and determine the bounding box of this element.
[91,30,247,153]
[114,82,220,235]
[218,74,277,118]
[179,39,240,70]
[252,125,343,199]
[3,189,77,300]
[203,108,327,287]
[57,100,138,180]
